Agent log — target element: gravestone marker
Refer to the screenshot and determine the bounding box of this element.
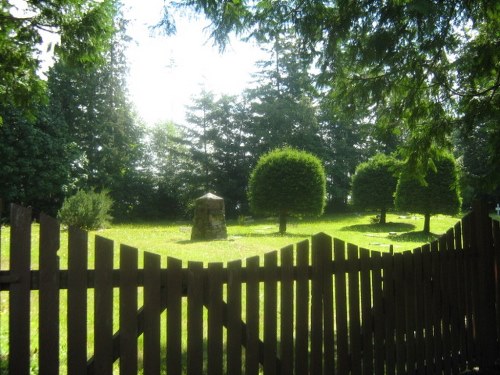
[191,193,228,240]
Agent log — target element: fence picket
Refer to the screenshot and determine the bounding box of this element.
[144,251,161,375]
[310,235,324,375]
[166,257,183,374]
[334,238,349,374]
[403,251,416,373]
[494,219,500,356]
[39,213,60,375]
[320,233,335,374]
[208,262,224,375]
[67,225,88,375]
[227,259,242,375]
[119,244,138,375]
[280,246,294,375]
[394,253,406,374]
[360,248,373,375]
[294,240,309,375]
[431,241,443,372]
[371,250,385,375]
[264,251,278,375]
[412,248,425,374]
[382,252,396,375]
[187,261,204,375]
[245,256,260,375]
[421,244,434,374]
[9,204,32,375]
[94,236,114,374]
[348,244,362,375]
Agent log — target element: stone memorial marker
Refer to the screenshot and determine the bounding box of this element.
[191,193,228,240]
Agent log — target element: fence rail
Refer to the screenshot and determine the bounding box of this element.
[1,201,499,374]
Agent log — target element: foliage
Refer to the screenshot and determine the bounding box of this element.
[351,154,401,223]
[58,189,113,230]
[164,0,500,195]
[395,152,461,233]
[248,147,326,233]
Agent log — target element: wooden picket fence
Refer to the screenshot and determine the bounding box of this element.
[0,201,499,374]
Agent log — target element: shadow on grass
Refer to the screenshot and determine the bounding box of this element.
[176,232,309,244]
[341,222,416,233]
[388,231,440,243]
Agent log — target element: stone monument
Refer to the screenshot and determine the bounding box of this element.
[191,193,228,240]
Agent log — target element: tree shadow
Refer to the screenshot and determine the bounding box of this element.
[341,222,416,233]
[388,231,440,243]
[176,232,308,244]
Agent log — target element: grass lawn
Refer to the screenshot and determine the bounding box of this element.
[87,212,462,264]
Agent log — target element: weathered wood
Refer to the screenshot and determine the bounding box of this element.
[294,240,309,375]
[360,248,373,375]
[144,251,161,375]
[187,261,204,375]
[439,236,452,375]
[371,250,385,375]
[310,235,324,375]
[431,241,443,372]
[119,244,138,375]
[264,251,278,375]
[403,251,416,373]
[280,246,294,375]
[9,204,32,375]
[412,248,425,374]
[227,260,242,375]
[208,262,224,375]
[166,257,183,374]
[334,238,349,374]
[393,253,406,374]
[421,244,435,374]
[245,256,260,375]
[382,252,396,375]
[94,236,114,375]
[322,234,335,374]
[39,213,60,375]
[67,225,88,375]
[348,244,362,375]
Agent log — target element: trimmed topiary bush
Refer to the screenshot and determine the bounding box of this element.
[248,147,326,234]
[58,189,113,230]
[395,152,461,234]
[351,154,401,224]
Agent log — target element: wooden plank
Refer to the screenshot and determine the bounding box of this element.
[144,251,161,375]
[431,241,443,373]
[360,248,373,375]
[67,225,88,375]
[494,220,500,362]
[321,234,334,374]
[412,248,425,374]
[310,235,324,375]
[166,257,183,375]
[280,245,294,375]
[187,261,204,375]
[94,236,114,375]
[245,256,260,375]
[334,238,349,374]
[439,236,452,374]
[119,244,138,375]
[294,240,309,375]
[421,244,435,374]
[447,229,461,374]
[39,213,60,375]
[370,251,385,375]
[403,251,416,373]
[208,262,224,375]
[454,227,467,372]
[382,252,396,375]
[264,251,278,375]
[348,244,362,375]
[9,204,32,375]
[227,259,242,375]
[393,253,406,374]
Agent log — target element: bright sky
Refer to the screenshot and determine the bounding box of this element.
[124,1,267,125]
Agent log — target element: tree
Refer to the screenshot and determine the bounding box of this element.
[248,147,326,234]
[162,0,499,193]
[351,154,400,224]
[395,152,461,234]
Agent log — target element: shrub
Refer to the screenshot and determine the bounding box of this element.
[58,189,113,230]
[248,147,326,234]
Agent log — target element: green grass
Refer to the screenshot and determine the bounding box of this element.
[85,212,461,264]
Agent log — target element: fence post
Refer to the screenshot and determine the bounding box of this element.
[472,200,498,368]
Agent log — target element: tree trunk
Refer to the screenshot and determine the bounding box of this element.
[379,208,387,224]
[279,212,287,234]
[423,213,431,234]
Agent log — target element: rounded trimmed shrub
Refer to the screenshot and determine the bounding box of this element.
[58,189,113,230]
[248,147,326,234]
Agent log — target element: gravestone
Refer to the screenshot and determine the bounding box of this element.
[191,193,228,240]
